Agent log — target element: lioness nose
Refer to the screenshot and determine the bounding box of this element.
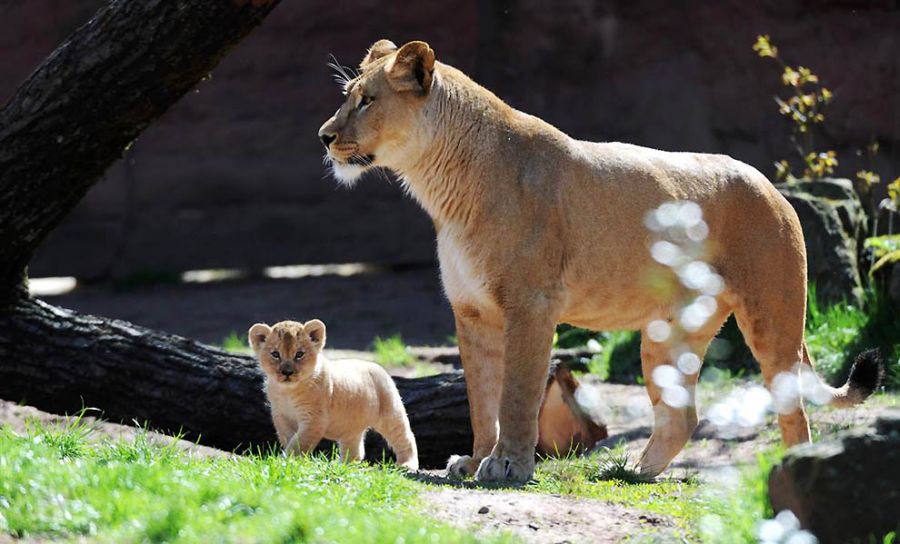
[319,132,336,147]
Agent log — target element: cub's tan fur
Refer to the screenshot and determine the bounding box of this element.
[318,40,881,483]
[249,319,418,470]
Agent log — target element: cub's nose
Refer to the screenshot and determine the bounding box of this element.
[280,366,295,377]
[319,132,336,147]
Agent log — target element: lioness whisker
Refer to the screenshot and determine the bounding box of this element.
[326,54,356,88]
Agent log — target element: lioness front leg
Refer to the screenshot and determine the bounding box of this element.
[447,307,504,477]
[475,304,557,483]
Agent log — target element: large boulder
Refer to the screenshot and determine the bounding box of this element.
[776,178,867,306]
[768,411,900,543]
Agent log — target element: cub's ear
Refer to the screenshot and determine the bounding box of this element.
[304,319,327,350]
[248,323,271,354]
[360,39,397,70]
[386,41,435,94]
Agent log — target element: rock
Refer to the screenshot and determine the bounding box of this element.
[768,410,900,544]
[477,506,490,514]
[776,178,867,306]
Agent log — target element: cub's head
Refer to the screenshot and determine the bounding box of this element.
[248,320,326,384]
[318,39,436,186]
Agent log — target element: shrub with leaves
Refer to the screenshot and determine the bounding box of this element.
[753,35,837,182]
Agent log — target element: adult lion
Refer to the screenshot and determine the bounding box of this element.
[317,39,882,483]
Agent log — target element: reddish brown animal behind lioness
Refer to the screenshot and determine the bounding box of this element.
[317,39,883,483]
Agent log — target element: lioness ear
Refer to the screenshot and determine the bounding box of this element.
[360,39,397,70]
[248,323,271,354]
[386,41,435,94]
[304,319,327,350]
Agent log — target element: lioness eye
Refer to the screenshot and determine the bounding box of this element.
[270,350,281,360]
[294,351,305,361]
[359,95,373,108]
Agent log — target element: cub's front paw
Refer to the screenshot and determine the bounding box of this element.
[446,454,478,478]
[475,454,535,484]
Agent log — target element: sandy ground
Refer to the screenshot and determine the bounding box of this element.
[3,381,893,543]
[420,486,669,544]
[9,274,896,542]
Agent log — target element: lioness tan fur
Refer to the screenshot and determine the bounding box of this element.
[317,40,882,483]
[249,319,418,470]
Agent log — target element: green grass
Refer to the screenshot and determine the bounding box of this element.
[373,334,415,367]
[806,286,900,389]
[530,444,783,542]
[0,420,511,543]
[531,445,697,535]
[221,331,252,354]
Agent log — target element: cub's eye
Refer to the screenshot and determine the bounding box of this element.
[294,351,305,361]
[359,95,374,109]
[270,350,281,360]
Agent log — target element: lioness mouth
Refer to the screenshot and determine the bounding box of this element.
[346,154,375,166]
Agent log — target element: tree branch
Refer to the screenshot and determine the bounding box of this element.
[0,0,281,301]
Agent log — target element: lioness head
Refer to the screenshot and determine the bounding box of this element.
[248,320,326,383]
[318,39,435,186]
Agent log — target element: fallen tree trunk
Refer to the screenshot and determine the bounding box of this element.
[0,297,604,468]
[0,297,469,466]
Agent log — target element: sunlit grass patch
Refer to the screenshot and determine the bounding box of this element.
[527,444,790,542]
[0,422,511,543]
[373,334,415,367]
[220,330,252,354]
[530,445,696,530]
[806,286,900,389]
[693,449,784,543]
[370,335,439,377]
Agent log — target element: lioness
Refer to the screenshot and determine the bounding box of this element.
[317,40,883,483]
[249,319,419,470]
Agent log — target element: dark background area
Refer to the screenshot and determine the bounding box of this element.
[3,0,898,279]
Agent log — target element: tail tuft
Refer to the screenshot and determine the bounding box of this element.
[846,348,884,403]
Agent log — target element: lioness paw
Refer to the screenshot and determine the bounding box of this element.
[475,455,534,484]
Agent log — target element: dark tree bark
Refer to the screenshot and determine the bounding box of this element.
[0,297,473,467]
[0,0,280,302]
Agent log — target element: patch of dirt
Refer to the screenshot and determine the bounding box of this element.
[421,487,672,544]
[414,381,894,543]
[2,365,894,543]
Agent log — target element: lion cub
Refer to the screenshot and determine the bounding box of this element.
[249,319,418,470]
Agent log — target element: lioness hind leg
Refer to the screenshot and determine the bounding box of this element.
[733,299,810,446]
[447,308,504,477]
[638,305,731,477]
